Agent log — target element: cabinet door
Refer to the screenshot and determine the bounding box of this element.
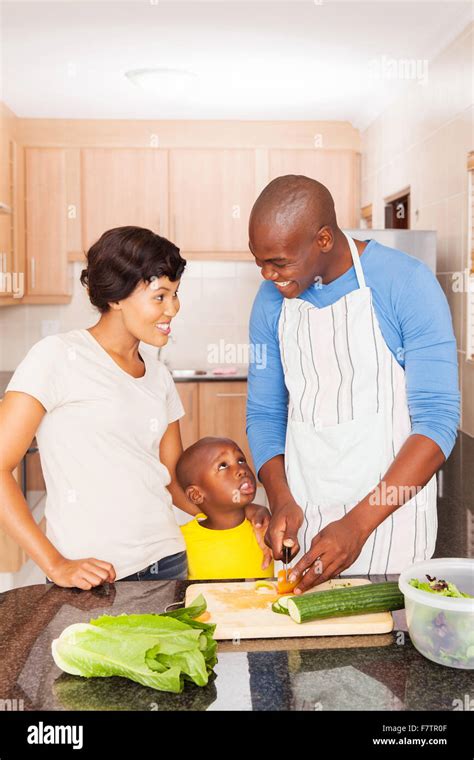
[269,149,360,228]
[0,213,13,299]
[25,149,69,296]
[0,134,14,298]
[169,149,255,251]
[198,381,254,470]
[82,149,169,250]
[177,382,199,449]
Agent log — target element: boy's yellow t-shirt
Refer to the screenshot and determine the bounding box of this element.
[180,513,274,580]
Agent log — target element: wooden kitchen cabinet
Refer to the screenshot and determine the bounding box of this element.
[169,149,256,252]
[197,381,254,469]
[0,213,13,299]
[25,148,73,296]
[177,381,199,449]
[81,149,169,250]
[176,380,254,469]
[268,149,360,228]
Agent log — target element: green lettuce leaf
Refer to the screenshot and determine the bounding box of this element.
[51,595,218,693]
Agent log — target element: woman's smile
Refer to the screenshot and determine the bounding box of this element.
[155,321,171,336]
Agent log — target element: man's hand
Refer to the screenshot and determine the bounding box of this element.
[244,503,273,569]
[288,513,368,593]
[265,499,304,561]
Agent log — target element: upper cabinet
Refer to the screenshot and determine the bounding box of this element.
[5,137,361,306]
[268,149,360,229]
[25,148,72,297]
[0,213,13,299]
[81,149,169,250]
[169,149,256,252]
[0,134,14,299]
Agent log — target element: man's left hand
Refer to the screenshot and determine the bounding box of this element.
[288,514,369,593]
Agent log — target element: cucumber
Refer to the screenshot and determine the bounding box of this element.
[271,596,293,616]
[278,596,292,611]
[287,582,404,623]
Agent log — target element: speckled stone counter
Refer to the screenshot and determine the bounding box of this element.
[1,573,472,712]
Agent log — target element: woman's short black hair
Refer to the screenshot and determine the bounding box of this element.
[80,226,187,313]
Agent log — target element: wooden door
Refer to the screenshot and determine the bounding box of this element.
[25,148,70,296]
[169,149,255,252]
[81,149,169,250]
[268,149,360,228]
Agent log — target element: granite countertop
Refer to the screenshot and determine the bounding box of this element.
[1,573,472,712]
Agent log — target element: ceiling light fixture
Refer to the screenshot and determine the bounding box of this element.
[124,67,198,97]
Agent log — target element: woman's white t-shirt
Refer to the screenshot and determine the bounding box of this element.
[6,328,186,580]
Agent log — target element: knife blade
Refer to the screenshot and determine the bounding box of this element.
[283,544,291,579]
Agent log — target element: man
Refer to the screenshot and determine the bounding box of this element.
[246,175,460,594]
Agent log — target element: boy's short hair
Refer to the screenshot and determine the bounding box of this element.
[176,437,236,490]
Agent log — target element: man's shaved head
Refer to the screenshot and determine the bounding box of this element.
[249,175,337,238]
[248,175,346,298]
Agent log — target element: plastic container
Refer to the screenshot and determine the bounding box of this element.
[399,558,474,669]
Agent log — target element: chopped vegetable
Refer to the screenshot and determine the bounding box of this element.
[271,601,289,615]
[51,594,217,693]
[287,582,405,623]
[277,596,292,611]
[406,575,474,668]
[254,580,276,594]
[277,569,299,595]
[409,575,473,599]
[271,595,293,616]
[407,606,474,668]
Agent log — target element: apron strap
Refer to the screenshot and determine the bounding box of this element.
[342,231,366,289]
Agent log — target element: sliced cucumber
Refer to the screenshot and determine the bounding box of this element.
[277,595,293,611]
[271,600,290,616]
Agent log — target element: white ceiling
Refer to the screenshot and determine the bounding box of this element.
[1,0,472,129]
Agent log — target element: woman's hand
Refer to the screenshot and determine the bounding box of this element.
[244,503,273,570]
[288,513,368,593]
[49,557,116,590]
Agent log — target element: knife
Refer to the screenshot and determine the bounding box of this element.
[283,544,291,579]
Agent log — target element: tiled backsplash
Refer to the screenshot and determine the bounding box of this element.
[0,260,264,371]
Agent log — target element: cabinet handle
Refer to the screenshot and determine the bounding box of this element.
[30,257,36,289]
[216,393,247,398]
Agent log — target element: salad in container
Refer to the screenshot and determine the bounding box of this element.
[399,558,474,669]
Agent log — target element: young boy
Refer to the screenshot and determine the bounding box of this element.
[176,436,274,580]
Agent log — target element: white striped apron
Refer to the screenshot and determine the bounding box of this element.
[277,232,437,576]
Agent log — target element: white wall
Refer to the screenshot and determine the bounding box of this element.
[0,259,263,371]
[361,22,474,435]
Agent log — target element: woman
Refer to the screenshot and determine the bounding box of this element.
[0,227,270,590]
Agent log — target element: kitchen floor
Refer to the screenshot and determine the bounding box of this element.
[1,433,472,593]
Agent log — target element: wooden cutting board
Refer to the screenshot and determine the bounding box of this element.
[185,578,395,640]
